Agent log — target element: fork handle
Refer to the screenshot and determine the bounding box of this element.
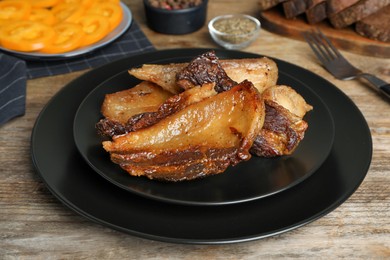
[360,74,390,99]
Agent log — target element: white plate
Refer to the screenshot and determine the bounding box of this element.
[0,2,132,61]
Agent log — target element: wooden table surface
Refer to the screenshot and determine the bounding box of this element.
[1,1,389,259]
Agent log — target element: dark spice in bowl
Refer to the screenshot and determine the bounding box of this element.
[213,17,258,36]
[148,0,203,10]
[208,14,260,49]
[144,0,208,34]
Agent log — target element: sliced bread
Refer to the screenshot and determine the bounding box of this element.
[355,4,390,42]
[329,0,390,28]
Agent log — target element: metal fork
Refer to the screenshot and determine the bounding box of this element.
[303,29,390,99]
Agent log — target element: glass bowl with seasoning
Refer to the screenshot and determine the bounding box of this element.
[144,0,208,35]
[208,14,261,49]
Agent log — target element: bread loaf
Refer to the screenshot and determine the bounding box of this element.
[326,0,359,16]
[355,4,390,42]
[258,0,287,11]
[329,0,390,28]
[305,0,327,24]
[283,0,308,19]
[258,0,390,42]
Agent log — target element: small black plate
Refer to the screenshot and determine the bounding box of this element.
[73,55,334,206]
[31,49,372,244]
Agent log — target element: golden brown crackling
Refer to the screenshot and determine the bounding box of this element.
[262,85,313,118]
[97,82,218,137]
[111,147,238,181]
[176,51,237,92]
[250,85,312,157]
[101,81,173,124]
[103,80,265,181]
[128,57,278,94]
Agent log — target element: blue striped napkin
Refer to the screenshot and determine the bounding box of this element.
[0,54,26,125]
[0,20,154,125]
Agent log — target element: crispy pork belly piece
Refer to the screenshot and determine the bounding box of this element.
[128,56,278,94]
[97,83,217,138]
[251,85,312,157]
[101,81,172,124]
[129,63,184,94]
[103,80,265,181]
[176,51,237,92]
[217,57,278,94]
[262,84,313,118]
[96,81,173,137]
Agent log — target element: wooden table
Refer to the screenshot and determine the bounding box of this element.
[1,1,389,258]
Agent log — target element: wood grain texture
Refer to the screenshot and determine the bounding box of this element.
[1,1,389,259]
[259,7,390,58]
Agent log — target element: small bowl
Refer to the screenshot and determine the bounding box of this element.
[143,0,208,35]
[208,14,261,49]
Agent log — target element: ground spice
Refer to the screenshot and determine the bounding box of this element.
[213,16,258,44]
[148,0,203,10]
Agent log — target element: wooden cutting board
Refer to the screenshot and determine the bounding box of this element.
[259,8,390,58]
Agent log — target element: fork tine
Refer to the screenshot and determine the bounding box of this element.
[303,32,328,65]
[304,29,344,64]
[315,28,342,59]
[310,30,338,62]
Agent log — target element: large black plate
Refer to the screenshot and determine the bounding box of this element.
[73,56,334,206]
[31,49,372,244]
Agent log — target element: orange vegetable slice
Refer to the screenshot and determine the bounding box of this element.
[0,20,55,51]
[96,0,120,3]
[0,1,123,53]
[29,8,57,26]
[0,1,31,21]
[88,2,122,31]
[63,0,94,8]
[28,0,63,8]
[41,22,85,53]
[52,3,85,23]
[76,14,110,46]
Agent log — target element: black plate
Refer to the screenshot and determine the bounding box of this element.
[31,49,372,244]
[73,57,334,206]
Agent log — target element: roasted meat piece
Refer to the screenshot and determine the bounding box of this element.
[175,51,237,92]
[128,55,278,94]
[98,51,313,181]
[100,81,173,124]
[96,81,173,137]
[251,85,313,157]
[262,84,313,118]
[102,80,265,181]
[97,82,217,137]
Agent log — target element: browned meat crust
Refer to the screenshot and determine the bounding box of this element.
[99,84,311,159]
[250,100,308,157]
[96,81,173,137]
[250,85,312,157]
[128,55,278,94]
[103,81,265,181]
[176,50,237,92]
[98,52,312,181]
[100,81,173,124]
[111,147,240,181]
[97,83,217,137]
